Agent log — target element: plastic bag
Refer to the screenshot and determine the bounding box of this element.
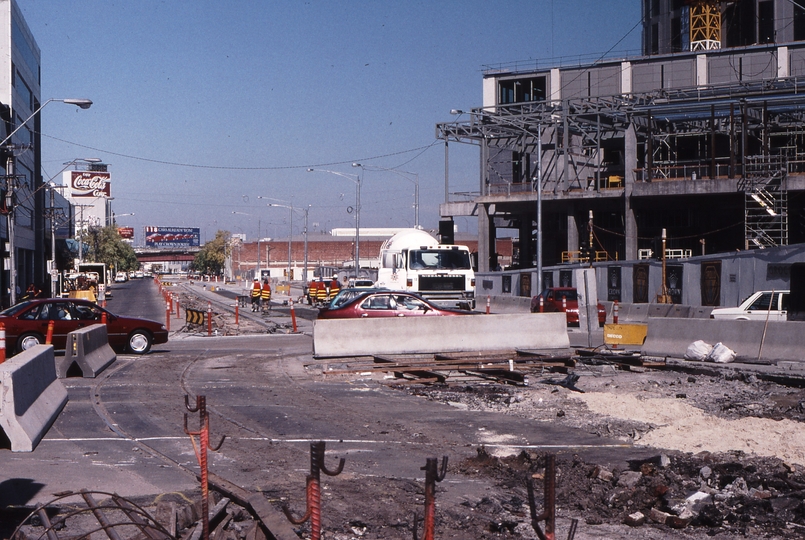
[706,342,736,364]
[684,340,713,361]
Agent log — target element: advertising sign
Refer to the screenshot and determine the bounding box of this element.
[117,227,134,239]
[145,226,200,248]
[71,171,111,198]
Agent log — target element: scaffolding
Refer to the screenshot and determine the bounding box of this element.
[689,0,722,51]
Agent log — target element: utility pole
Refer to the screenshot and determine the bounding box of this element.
[5,157,17,305]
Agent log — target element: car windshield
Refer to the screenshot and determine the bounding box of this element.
[408,249,471,270]
[0,301,35,316]
[543,289,577,301]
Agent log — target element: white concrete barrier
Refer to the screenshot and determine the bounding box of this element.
[0,345,68,452]
[58,324,116,378]
[641,318,805,363]
[313,313,569,358]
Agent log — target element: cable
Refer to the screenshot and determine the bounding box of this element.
[41,131,439,171]
[591,220,743,241]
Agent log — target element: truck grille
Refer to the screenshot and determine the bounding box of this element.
[418,276,465,291]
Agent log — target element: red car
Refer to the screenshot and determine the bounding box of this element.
[530,287,606,327]
[317,291,472,319]
[0,298,169,355]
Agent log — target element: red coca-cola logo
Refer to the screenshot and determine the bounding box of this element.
[71,172,110,197]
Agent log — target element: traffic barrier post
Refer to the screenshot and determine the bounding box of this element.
[207,302,212,336]
[613,300,619,324]
[0,323,5,363]
[539,295,544,313]
[234,303,239,325]
[166,301,171,332]
[46,321,54,345]
[486,295,490,315]
[290,299,298,333]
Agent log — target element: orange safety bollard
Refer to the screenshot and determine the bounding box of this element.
[562,295,567,318]
[290,299,298,333]
[613,300,619,324]
[166,301,171,332]
[539,295,544,313]
[486,295,491,315]
[175,295,181,319]
[101,311,108,325]
[46,321,55,344]
[234,303,239,325]
[0,322,6,363]
[207,301,213,336]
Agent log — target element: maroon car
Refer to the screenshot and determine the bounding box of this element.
[530,287,606,327]
[317,291,472,319]
[0,298,168,355]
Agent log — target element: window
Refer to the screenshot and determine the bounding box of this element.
[498,77,546,105]
[748,292,775,311]
[758,1,774,44]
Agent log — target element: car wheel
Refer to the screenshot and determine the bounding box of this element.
[128,330,153,354]
[17,332,43,353]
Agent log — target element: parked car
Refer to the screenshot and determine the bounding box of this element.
[114,271,128,283]
[317,291,472,319]
[530,287,606,327]
[325,287,385,310]
[0,298,169,355]
[710,290,789,321]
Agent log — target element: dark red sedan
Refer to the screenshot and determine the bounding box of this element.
[530,287,606,327]
[317,291,472,319]
[0,298,169,355]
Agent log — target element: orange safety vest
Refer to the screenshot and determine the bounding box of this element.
[328,280,341,299]
[261,282,271,301]
[315,281,328,302]
[251,282,261,298]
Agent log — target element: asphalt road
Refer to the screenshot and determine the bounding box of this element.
[0,278,654,534]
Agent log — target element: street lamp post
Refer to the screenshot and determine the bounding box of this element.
[2,98,93,305]
[307,168,361,277]
[450,109,544,292]
[232,212,261,278]
[357,165,419,228]
[265,202,308,284]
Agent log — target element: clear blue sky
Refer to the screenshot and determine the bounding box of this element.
[19,0,642,244]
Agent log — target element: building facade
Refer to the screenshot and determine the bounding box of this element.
[437,0,805,299]
[0,0,43,305]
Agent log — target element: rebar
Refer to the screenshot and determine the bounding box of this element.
[184,394,226,540]
[414,456,448,540]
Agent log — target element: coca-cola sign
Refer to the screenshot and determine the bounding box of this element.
[71,171,111,198]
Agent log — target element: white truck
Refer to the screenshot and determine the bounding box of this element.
[375,229,475,310]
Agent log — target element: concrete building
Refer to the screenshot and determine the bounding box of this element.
[0,0,43,305]
[437,0,805,305]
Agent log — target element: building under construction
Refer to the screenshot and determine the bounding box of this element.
[437,0,805,286]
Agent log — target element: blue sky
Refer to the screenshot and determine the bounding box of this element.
[18,1,642,244]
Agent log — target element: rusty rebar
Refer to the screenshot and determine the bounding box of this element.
[184,394,226,540]
[283,441,345,540]
[528,454,556,540]
[414,456,448,540]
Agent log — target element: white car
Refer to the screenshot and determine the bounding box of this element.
[114,271,128,283]
[710,290,789,321]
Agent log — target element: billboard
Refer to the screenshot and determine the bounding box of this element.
[145,226,200,248]
[117,227,134,239]
[70,171,111,198]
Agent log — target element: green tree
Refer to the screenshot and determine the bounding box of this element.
[191,230,230,276]
[84,226,139,272]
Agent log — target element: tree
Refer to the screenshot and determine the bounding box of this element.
[84,226,139,271]
[191,230,230,276]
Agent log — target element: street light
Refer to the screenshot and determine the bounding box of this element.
[265,202,311,284]
[357,165,419,228]
[0,98,93,148]
[307,168,361,277]
[3,99,92,305]
[451,109,544,292]
[232,211,262,278]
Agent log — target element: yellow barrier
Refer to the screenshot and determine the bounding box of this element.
[603,323,648,347]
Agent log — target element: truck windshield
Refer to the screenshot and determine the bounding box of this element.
[408,249,471,270]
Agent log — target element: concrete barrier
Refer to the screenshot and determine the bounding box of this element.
[641,318,805,363]
[58,324,116,378]
[0,345,68,452]
[313,313,569,358]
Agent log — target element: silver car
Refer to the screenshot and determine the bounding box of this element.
[710,290,789,321]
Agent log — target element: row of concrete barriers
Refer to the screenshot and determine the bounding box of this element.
[0,324,116,452]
